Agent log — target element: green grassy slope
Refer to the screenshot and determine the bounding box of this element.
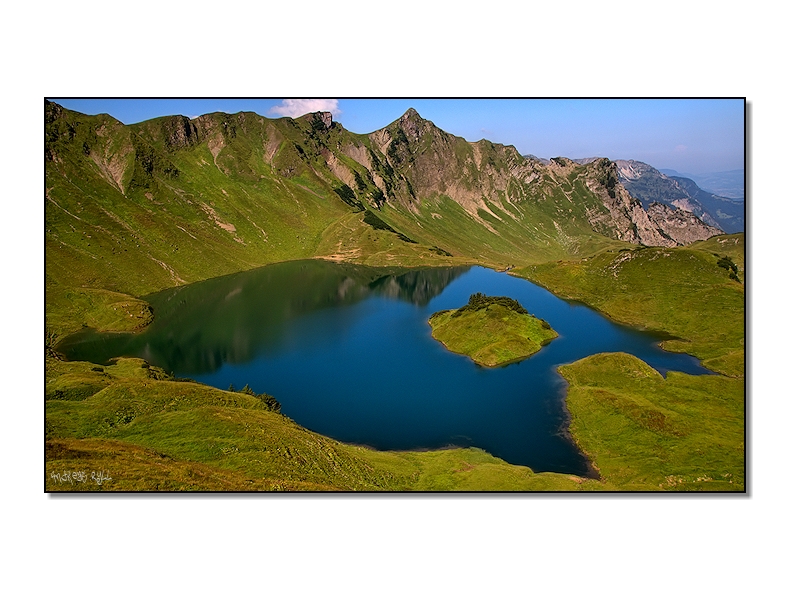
[559,353,744,491]
[45,357,596,491]
[45,106,364,338]
[515,234,745,377]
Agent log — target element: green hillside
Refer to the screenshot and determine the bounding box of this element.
[558,353,743,491]
[516,233,745,377]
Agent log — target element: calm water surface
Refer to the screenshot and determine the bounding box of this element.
[58,260,712,476]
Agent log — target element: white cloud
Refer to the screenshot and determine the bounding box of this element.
[269,99,341,118]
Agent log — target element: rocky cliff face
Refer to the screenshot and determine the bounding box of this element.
[366,108,537,218]
[645,202,723,245]
[615,159,744,233]
[583,159,722,246]
[162,116,200,150]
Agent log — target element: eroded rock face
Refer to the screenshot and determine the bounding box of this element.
[163,116,200,150]
[582,159,722,246]
[646,202,723,245]
[614,159,744,233]
[316,111,333,129]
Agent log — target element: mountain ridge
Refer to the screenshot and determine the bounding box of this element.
[615,159,744,233]
[661,168,745,200]
[45,101,724,318]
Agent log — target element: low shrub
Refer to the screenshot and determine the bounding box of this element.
[453,293,528,317]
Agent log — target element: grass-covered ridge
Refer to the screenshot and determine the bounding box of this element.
[429,293,558,367]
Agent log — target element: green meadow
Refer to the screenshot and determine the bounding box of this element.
[559,353,743,491]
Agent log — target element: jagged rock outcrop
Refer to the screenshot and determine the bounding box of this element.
[162,115,200,150]
[645,202,722,245]
[315,111,333,129]
[615,159,744,233]
[583,159,722,246]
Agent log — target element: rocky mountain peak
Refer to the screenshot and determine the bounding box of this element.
[401,107,421,120]
[298,111,333,130]
[396,108,435,141]
[315,111,333,128]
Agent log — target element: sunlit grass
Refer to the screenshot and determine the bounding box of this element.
[516,235,745,376]
[428,296,557,367]
[559,353,744,491]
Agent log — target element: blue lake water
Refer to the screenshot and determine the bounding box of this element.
[57,260,713,477]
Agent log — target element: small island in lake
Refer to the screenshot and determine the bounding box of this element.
[428,293,558,367]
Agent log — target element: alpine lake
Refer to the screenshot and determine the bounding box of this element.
[57,260,713,478]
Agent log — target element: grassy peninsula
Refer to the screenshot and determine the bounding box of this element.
[429,293,558,367]
[558,353,743,490]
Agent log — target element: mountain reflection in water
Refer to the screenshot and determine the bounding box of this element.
[57,261,470,374]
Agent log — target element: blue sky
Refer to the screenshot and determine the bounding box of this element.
[51,98,745,175]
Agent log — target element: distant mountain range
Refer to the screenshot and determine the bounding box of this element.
[660,169,744,201]
[614,161,744,233]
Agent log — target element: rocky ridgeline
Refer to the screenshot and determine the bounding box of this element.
[45,101,726,254]
[614,159,744,234]
[583,159,722,246]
